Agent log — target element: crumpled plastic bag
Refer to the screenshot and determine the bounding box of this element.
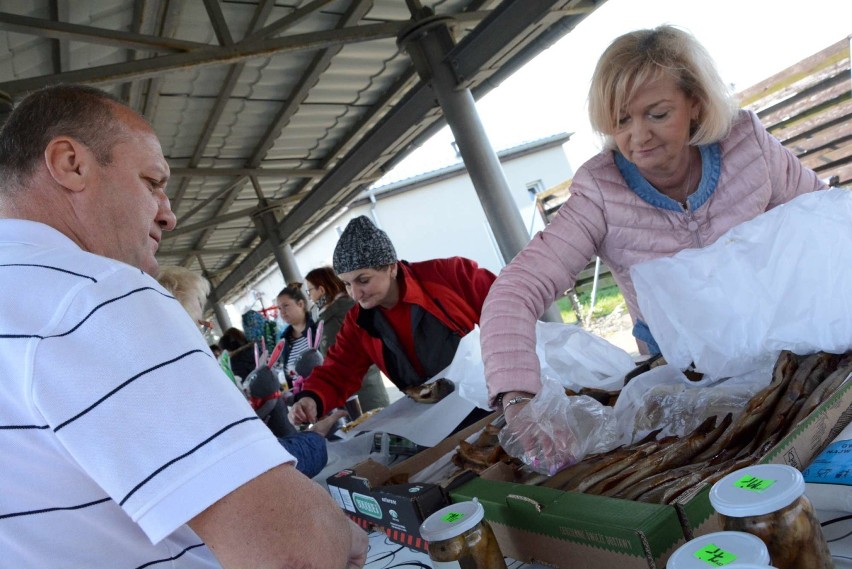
[535,321,635,392]
[498,376,620,475]
[445,323,636,410]
[613,363,773,444]
[632,188,852,380]
[443,326,490,410]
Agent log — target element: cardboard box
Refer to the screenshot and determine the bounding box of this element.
[325,413,497,551]
[449,377,852,568]
[674,376,852,540]
[451,462,685,568]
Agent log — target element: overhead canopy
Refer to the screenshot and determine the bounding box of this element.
[0,0,606,303]
[739,37,852,188]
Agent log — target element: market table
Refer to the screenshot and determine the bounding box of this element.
[318,434,852,569]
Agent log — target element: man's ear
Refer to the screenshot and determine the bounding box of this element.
[44,136,91,192]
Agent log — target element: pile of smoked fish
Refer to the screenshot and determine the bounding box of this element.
[539,350,852,503]
[445,350,852,504]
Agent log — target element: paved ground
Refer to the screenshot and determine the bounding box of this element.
[584,305,638,357]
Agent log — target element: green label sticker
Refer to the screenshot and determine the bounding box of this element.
[352,493,383,519]
[734,475,776,492]
[441,511,465,523]
[694,544,737,566]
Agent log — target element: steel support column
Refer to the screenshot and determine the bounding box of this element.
[211,300,232,332]
[398,9,562,322]
[253,208,302,285]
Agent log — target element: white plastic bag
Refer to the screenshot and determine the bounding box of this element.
[535,321,635,392]
[632,189,852,380]
[444,326,490,409]
[445,323,636,410]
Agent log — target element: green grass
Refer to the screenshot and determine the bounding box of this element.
[556,285,626,324]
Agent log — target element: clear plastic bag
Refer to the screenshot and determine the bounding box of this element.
[446,324,635,410]
[613,364,772,444]
[498,376,620,474]
[535,321,636,392]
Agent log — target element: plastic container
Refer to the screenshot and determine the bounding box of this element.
[709,464,834,569]
[723,565,778,569]
[666,531,770,568]
[419,499,507,568]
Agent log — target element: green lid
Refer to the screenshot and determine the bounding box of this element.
[419,499,484,543]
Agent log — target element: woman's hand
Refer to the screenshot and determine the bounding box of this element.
[499,390,535,425]
[497,385,582,475]
[290,397,318,425]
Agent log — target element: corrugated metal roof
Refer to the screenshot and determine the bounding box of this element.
[738,36,852,187]
[0,0,607,302]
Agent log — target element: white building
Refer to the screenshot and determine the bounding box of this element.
[226,132,573,325]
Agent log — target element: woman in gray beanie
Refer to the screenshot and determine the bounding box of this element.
[304,266,390,412]
[291,215,497,425]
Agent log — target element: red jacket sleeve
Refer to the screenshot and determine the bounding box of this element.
[296,307,375,415]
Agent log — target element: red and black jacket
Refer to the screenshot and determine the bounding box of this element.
[295,257,495,415]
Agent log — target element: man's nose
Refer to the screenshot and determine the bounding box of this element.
[158,193,177,232]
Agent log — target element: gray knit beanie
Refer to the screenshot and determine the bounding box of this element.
[333,216,397,274]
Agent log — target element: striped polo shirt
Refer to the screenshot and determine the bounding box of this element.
[0,220,293,568]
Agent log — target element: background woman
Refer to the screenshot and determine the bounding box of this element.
[305,266,390,412]
[291,216,496,425]
[217,327,257,382]
[275,283,318,388]
[481,25,826,471]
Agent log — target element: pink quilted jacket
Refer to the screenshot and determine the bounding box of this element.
[481,110,826,404]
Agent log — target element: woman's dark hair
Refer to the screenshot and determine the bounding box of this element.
[277,282,310,321]
[305,266,346,298]
[218,327,248,351]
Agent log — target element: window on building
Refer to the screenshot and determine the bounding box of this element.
[526,180,545,201]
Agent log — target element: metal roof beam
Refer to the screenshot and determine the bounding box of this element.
[269,0,493,246]
[0,21,406,95]
[449,0,585,86]
[0,11,204,53]
[243,0,335,43]
[202,0,234,46]
[167,208,264,237]
[120,0,150,106]
[170,167,326,178]
[210,0,590,300]
[140,3,183,123]
[180,0,375,269]
[245,0,375,168]
[48,1,70,74]
[159,247,254,257]
[170,0,275,212]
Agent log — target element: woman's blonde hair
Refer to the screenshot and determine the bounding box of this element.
[588,25,738,149]
[156,266,211,324]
